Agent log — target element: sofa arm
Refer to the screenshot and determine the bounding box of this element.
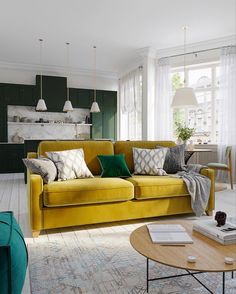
[200,168,215,215]
[27,152,37,159]
[27,173,44,236]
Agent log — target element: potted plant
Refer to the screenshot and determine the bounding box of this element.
[175,123,195,147]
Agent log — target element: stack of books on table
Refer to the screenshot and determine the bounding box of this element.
[147,224,193,245]
[193,218,236,245]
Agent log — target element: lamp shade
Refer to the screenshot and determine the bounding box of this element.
[171,87,198,108]
[36,98,47,111]
[90,101,100,113]
[63,100,73,112]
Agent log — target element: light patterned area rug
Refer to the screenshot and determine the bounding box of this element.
[28,223,236,294]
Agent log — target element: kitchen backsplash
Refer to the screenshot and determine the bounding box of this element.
[8,106,91,142]
[8,105,90,123]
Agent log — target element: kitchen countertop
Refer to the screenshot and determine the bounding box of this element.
[0,142,24,144]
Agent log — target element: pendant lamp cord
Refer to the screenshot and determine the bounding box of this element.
[93,46,97,102]
[39,39,43,100]
[66,42,70,101]
[183,26,187,86]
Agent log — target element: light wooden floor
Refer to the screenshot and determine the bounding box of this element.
[0,173,235,294]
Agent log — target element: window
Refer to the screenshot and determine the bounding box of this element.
[119,68,142,140]
[171,62,220,143]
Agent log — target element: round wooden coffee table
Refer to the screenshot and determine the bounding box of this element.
[130,220,236,293]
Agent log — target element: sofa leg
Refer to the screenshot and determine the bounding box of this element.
[32,230,40,238]
[206,210,213,216]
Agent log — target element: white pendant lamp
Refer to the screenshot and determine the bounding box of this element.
[171,27,198,108]
[90,100,100,112]
[36,39,47,111]
[90,46,100,113]
[63,42,73,112]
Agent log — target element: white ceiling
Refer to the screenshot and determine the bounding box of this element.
[0,0,235,76]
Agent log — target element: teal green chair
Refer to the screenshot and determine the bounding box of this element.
[0,211,28,294]
[208,146,233,190]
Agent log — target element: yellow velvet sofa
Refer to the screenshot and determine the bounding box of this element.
[27,140,215,237]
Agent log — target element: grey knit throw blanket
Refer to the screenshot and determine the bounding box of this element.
[176,164,211,217]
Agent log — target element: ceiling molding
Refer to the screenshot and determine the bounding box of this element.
[121,35,235,75]
[138,47,157,59]
[156,35,235,59]
[0,61,119,80]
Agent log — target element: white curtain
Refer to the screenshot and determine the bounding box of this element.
[119,67,142,140]
[154,58,173,140]
[218,46,236,183]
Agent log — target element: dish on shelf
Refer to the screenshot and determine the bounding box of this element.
[8,121,92,126]
[20,117,28,122]
[13,116,20,122]
[12,132,24,143]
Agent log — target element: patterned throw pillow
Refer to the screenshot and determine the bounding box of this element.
[157,144,186,174]
[46,149,93,181]
[132,147,168,175]
[22,157,57,184]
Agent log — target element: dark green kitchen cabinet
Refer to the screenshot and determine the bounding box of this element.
[68,88,93,109]
[4,84,20,104]
[91,91,117,140]
[18,85,36,106]
[36,75,67,112]
[0,104,7,142]
[92,112,103,139]
[77,89,93,108]
[103,110,116,139]
[0,143,24,173]
[68,88,77,108]
[1,83,36,106]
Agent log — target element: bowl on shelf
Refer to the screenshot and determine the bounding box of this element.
[13,116,20,122]
[20,117,28,122]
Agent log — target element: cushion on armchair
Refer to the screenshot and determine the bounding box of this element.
[0,211,28,294]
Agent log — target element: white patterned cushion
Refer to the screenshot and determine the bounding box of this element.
[46,149,93,181]
[22,157,57,184]
[132,147,168,175]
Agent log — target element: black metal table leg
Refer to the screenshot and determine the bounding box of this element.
[232,271,234,279]
[222,272,225,294]
[145,260,231,294]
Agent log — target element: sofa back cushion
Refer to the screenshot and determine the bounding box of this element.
[38,141,114,175]
[114,141,176,173]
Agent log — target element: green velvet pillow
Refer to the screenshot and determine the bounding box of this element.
[98,154,132,178]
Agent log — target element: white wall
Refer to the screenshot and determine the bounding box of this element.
[142,56,156,140]
[0,66,118,91]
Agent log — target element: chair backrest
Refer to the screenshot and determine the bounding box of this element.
[225,146,232,159]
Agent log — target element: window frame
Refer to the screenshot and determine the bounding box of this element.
[171,61,220,143]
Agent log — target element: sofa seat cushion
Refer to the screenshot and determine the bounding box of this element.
[126,175,189,200]
[43,177,134,207]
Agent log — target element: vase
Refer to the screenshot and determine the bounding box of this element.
[176,138,182,145]
[183,140,187,150]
